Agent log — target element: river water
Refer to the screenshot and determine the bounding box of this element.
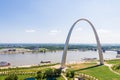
[0,51,117,67]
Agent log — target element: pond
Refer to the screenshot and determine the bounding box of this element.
[24,77,36,80]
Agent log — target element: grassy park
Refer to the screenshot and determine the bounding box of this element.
[0,59,120,80]
[75,64,120,80]
[61,59,120,80]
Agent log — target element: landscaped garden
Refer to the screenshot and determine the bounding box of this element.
[106,59,120,75]
[0,63,64,80]
[0,59,120,80]
[66,59,120,80]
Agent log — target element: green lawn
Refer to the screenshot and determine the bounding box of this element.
[67,62,120,80]
[0,63,64,80]
[1,60,120,80]
[56,76,65,80]
[106,59,120,74]
[105,59,120,64]
[75,65,120,80]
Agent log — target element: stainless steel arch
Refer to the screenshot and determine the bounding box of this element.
[61,18,104,68]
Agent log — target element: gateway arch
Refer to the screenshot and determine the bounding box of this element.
[61,18,104,68]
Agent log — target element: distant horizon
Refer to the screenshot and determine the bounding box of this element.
[0,42,120,45]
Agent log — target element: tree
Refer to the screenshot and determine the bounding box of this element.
[45,68,54,78]
[54,69,61,77]
[70,71,75,78]
[36,68,61,80]
[5,74,18,80]
[66,70,75,78]
[36,71,45,80]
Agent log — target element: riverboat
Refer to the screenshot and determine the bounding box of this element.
[0,61,10,67]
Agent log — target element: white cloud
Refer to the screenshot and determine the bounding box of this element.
[49,30,61,35]
[25,29,36,33]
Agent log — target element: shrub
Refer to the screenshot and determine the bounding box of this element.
[5,74,18,80]
[112,64,120,70]
[36,71,45,80]
[45,68,55,78]
[54,69,62,77]
[66,70,75,78]
[36,68,61,80]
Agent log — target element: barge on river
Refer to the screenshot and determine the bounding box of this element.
[0,61,10,67]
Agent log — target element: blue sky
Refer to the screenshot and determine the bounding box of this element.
[0,0,120,44]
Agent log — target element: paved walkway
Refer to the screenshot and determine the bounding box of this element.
[104,63,120,76]
[61,73,68,80]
